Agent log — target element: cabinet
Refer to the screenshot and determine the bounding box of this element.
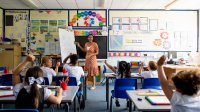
[0,44,21,69]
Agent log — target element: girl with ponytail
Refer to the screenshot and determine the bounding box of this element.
[13,55,63,111]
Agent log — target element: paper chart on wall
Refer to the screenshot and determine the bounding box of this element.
[59,28,77,62]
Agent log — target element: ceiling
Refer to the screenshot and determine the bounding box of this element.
[0,0,200,10]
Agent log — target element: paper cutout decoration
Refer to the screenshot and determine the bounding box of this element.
[160,32,169,39]
[153,39,162,46]
[163,41,171,49]
[70,11,106,27]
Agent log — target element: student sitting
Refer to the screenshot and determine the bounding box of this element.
[157,55,200,112]
[138,61,158,78]
[104,60,131,107]
[41,56,60,84]
[13,54,63,111]
[63,53,84,86]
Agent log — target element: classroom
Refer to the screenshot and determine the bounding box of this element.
[0,0,200,112]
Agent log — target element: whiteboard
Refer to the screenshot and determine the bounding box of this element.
[59,29,77,62]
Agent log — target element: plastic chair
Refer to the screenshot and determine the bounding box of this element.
[100,65,107,85]
[142,78,161,90]
[110,78,137,112]
[0,109,39,112]
[2,74,12,86]
[41,77,50,85]
[0,67,5,71]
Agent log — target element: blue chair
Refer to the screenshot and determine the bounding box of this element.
[142,78,161,90]
[0,109,39,112]
[100,65,107,85]
[0,67,5,71]
[41,77,50,85]
[110,78,137,112]
[2,74,12,86]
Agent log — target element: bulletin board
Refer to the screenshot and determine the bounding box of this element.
[5,10,29,54]
[30,10,68,55]
[109,10,198,52]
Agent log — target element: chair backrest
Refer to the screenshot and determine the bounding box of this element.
[2,74,12,86]
[142,78,161,90]
[53,76,68,86]
[0,109,39,112]
[103,65,107,74]
[0,67,5,71]
[68,77,77,86]
[114,78,137,99]
[41,77,50,85]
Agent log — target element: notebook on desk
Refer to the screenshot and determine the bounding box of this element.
[0,90,14,98]
[137,90,164,96]
[145,96,170,105]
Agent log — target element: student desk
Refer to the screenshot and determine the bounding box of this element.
[163,65,200,79]
[126,90,171,112]
[104,73,143,109]
[0,86,79,112]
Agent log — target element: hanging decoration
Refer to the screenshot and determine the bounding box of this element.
[74,30,103,36]
[69,11,106,27]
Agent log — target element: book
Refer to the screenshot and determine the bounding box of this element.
[0,90,14,98]
[137,90,164,96]
[145,96,170,105]
[0,86,13,90]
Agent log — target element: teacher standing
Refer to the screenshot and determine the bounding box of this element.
[77,34,99,90]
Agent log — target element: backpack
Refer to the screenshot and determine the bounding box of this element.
[15,87,44,112]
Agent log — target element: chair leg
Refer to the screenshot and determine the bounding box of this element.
[110,96,113,112]
[100,77,106,86]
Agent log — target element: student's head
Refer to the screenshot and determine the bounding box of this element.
[172,70,200,96]
[87,34,93,42]
[148,61,157,71]
[41,56,52,67]
[70,54,78,65]
[118,61,131,78]
[24,66,44,108]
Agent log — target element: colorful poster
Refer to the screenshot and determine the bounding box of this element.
[58,20,66,26]
[40,20,48,26]
[31,20,40,26]
[49,20,57,26]
[49,26,57,32]
[40,26,48,32]
[31,26,39,32]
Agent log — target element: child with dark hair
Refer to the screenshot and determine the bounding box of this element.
[138,61,158,78]
[13,55,63,110]
[63,53,84,85]
[104,60,131,107]
[157,55,200,112]
[41,56,60,84]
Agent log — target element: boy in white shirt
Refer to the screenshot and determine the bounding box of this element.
[41,56,60,84]
[138,61,158,78]
[63,54,84,86]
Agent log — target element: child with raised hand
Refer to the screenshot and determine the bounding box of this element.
[157,55,200,112]
[41,56,60,84]
[104,60,131,107]
[13,54,63,110]
[63,53,84,87]
[138,61,158,78]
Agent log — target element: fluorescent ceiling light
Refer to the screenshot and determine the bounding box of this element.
[21,0,38,9]
[165,0,178,10]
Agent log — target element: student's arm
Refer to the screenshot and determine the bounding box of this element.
[157,55,173,100]
[77,43,86,52]
[47,88,63,104]
[104,60,117,73]
[63,53,73,64]
[12,54,35,86]
[138,62,144,74]
[54,62,60,74]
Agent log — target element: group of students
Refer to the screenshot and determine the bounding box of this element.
[12,53,84,110]
[11,53,200,112]
[104,56,200,112]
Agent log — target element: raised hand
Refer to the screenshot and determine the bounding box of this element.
[26,54,35,62]
[157,55,166,66]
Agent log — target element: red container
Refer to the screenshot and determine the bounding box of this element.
[4,67,9,74]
